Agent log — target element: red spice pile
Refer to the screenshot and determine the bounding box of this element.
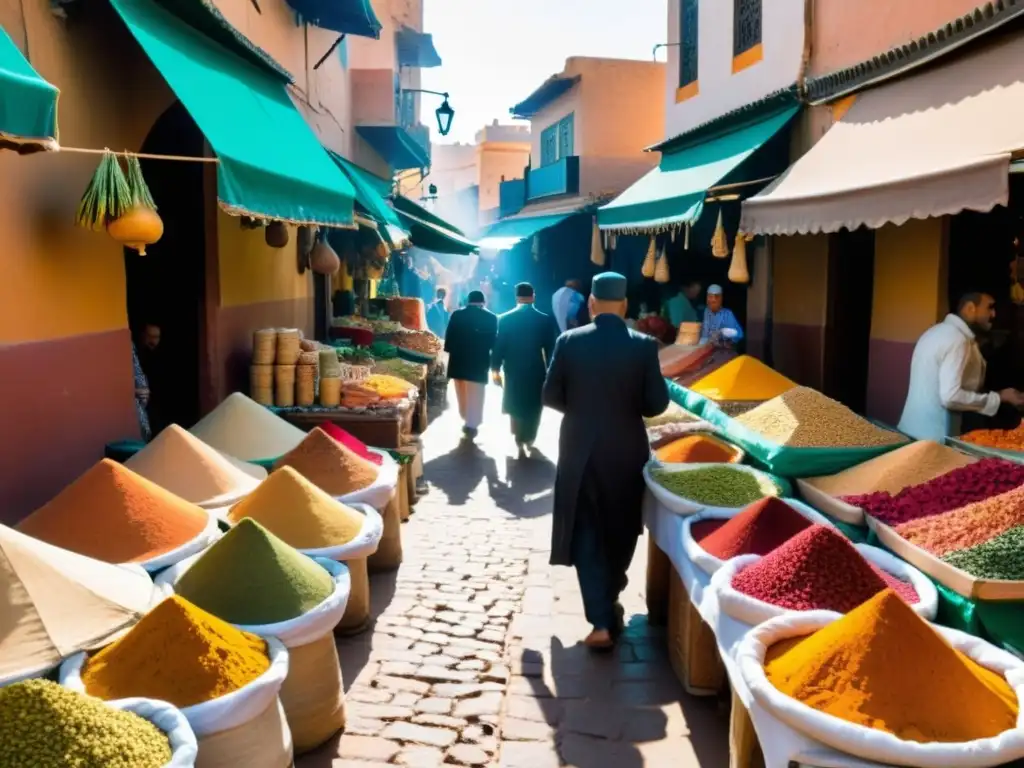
[844,458,1024,526]
[318,421,383,466]
[731,525,918,612]
[692,498,812,559]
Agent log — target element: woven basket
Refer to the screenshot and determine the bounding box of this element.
[296,378,315,407]
[251,384,274,406]
[251,364,274,387]
[319,377,342,407]
[298,351,319,366]
[677,322,702,346]
[299,338,319,352]
[275,365,296,407]
[296,364,317,383]
[253,329,277,365]
[319,349,341,378]
[276,329,301,365]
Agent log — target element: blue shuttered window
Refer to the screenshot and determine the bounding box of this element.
[557,113,574,159]
[540,113,574,167]
[679,0,699,87]
[540,124,558,166]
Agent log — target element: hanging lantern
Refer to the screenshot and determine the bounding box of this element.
[728,233,751,284]
[711,210,729,258]
[265,221,289,249]
[641,237,656,278]
[654,243,670,284]
[590,218,605,267]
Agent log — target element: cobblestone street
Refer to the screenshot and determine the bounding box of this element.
[299,383,728,767]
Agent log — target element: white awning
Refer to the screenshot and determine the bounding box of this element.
[740,33,1024,236]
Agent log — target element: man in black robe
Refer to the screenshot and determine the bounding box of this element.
[445,290,498,438]
[543,272,669,649]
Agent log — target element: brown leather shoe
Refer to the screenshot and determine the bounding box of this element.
[584,629,614,651]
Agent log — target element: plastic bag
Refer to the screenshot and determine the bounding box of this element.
[109,698,198,767]
[138,513,222,573]
[737,611,1024,767]
[337,450,400,511]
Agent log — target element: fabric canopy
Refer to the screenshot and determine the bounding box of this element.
[356,125,430,171]
[741,33,1024,235]
[598,107,797,234]
[394,196,477,255]
[396,27,442,68]
[478,210,580,250]
[329,151,404,230]
[111,0,356,227]
[0,524,160,681]
[284,0,382,38]
[0,27,58,152]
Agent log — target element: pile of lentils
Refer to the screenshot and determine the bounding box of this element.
[943,525,1024,580]
[652,465,780,507]
[895,483,1024,557]
[735,387,905,449]
[0,679,173,768]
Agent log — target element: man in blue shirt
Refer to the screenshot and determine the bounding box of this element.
[700,284,743,347]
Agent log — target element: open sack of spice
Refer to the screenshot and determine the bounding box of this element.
[710,525,937,629]
[644,462,789,516]
[651,431,745,464]
[155,519,351,754]
[737,590,1024,768]
[60,595,293,768]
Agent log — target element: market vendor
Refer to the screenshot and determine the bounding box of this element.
[899,292,1024,442]
[700,285,744,347]
[664,280,702,327]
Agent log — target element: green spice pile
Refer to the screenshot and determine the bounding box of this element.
[374,357,426,384]
[735,387,905,449]
[942,525,1024,580]
[652,465,780,507]
[0,679,172,768]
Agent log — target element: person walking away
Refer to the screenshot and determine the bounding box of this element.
[543,272,670,649]
[899,291,1024,441]
[700,285,744,347]
[426,287,450,339]
[491,283,556,458]
[551,279,586,335]
[131,342,152,442]
[444,290,498,438]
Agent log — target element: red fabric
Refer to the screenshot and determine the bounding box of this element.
[328,326,375,347]
[318,421,383,465]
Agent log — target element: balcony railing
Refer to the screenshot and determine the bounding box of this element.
[526,156,580,201]
[499,178,526,218]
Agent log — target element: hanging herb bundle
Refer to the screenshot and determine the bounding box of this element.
[75,150,131,231]
[108,155,164,255]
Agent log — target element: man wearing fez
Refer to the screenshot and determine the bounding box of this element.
[543,272,670,649]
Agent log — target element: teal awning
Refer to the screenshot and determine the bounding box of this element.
[329,151,403,229]
[393,196,477,255]
[356,125,430,171]
[111,0,356,227]
[597,107,797,234]
[0,27,58,153]
[396,27,442,68]
[284,0,382,38]
[478,211,577,250]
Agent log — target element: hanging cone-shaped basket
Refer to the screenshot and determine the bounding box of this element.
[728,233,751,284]
[107,155,163,255]
[711,210,729,258]
[590,218,606,267]
[310,237,341,275]
[654,244,670,284]
[641,237,656,278]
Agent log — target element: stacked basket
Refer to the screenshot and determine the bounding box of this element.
[296,350,318,407]
[319,349,342,407]
[274,330,301,407]
[251,329,277,406]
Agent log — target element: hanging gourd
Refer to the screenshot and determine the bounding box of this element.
[590,218,605,267]
[641,236,656,278]
[711,209,729,258]
[265,221,289,248]
[729,232,751,284]
[309,235,341,275]
[75,149,131,232]
[106,155,163,255]
[654,242,670,284]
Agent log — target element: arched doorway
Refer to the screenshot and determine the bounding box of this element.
[124,100,208,433]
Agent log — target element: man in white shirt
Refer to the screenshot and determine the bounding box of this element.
[898,292,1024,442]
[551,279,585,335]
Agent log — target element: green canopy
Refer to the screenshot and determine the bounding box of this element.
[478,211,578,250]
[0,27,58,152]
[329,151,402,229]
[393,195,477,255]
[110,0,355,227]
[597,107,797,234]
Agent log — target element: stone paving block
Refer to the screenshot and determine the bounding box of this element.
[447,743,491,766]
[381,721,459,748]
[498,740,560,768]
[337,735,401,762]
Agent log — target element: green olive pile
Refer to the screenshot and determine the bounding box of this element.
[653,465,780,507]
[0,679,172,768]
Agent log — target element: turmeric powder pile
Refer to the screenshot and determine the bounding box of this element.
[689,355,796,402]
[764,590,1018,743]
[82,596,269,708]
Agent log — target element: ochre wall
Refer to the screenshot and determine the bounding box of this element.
[771,234,829,390]
[866,218,948,424]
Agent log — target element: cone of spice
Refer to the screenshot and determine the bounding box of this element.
[175,518,335,624]
[16,459,209,564]
[318,420,383,466]
[81,595,270,708]
[764,589,1018,742]
[226,467,366,550]
[273,427,380,496]
[689,355,796,402]
[731,525,918,612]
[655,433,737,463]
[190,392,306,462]
[692,497,812,560]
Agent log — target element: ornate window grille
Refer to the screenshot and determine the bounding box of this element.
[679,0,699,87]
[734,0,762,57]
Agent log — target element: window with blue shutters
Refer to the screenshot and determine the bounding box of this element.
[557,113,574,159]
[679,0,699,88]
[540,124,558,167]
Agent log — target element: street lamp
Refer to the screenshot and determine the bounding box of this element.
[402,89,455,137]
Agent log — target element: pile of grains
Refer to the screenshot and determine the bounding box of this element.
[82,595,269,708]
[732,525,918,611]
[227,467,366,549]
[654,434,736,463]
[691,497,812,559]
[124,424,262,506]
[689,355,796,402]
[943,526,1024,580]
[805,441,976,497]
[190,392,306,461]
[652,465,780,507]
[273,427,379,496]
[175,518,335,624]
[764,590,1018,742]
[848,458,1024,526]
[318,420,383,465]
[0,679,172,768]
[644,401,699,428]
[16,459,208,564]
[894,484,1024,557]
[962,423,1024,451]
[735,387,905,449]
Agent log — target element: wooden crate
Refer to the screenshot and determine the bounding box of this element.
[667,567,726,696]
[729,688,765,768]
[645,537,671,626]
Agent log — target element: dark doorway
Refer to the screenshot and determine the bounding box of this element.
[124,100,207,433]
[823,228,875,414]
